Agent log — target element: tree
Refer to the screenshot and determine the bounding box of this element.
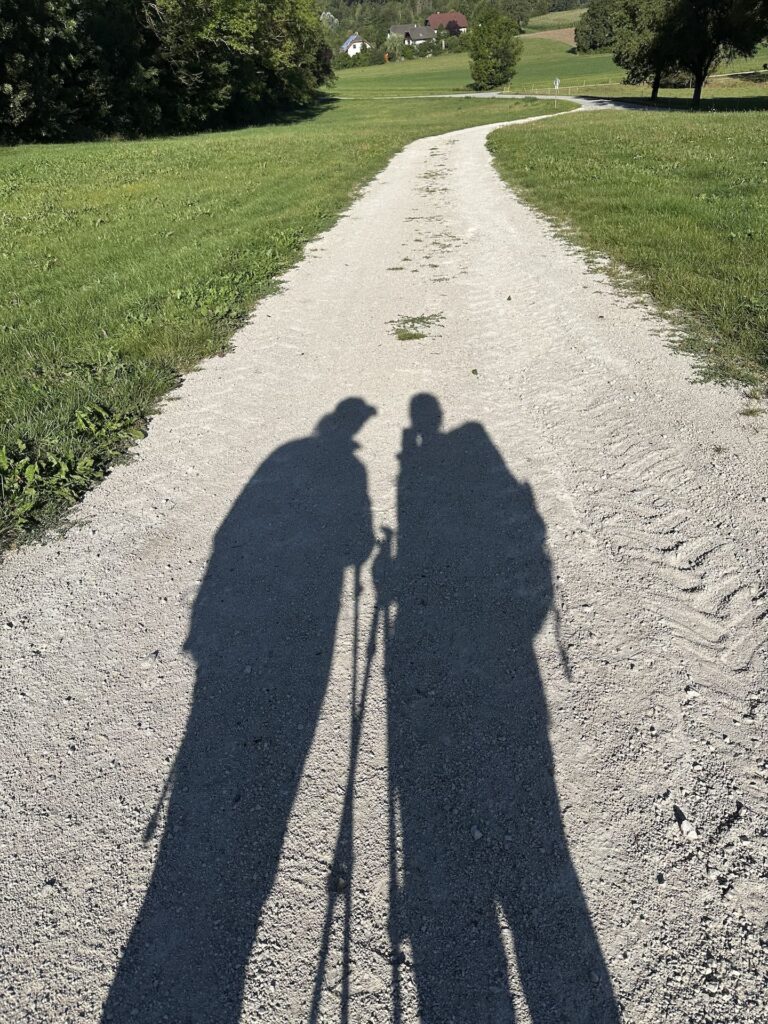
[151,0,333,122]
[613,0,768,106]
[496,0,535,27]
[0,0,334,142]
[0,0,155,143]
[613,0,678,99]
[574,0,620,51]
[0,1,72,142]
[661,0,768,105]
[469,3,523,90]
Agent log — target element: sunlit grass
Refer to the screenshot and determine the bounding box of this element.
[524,7,586,31]
[334,39,622,96]
[489,108,768,392]
[333,37,768,98]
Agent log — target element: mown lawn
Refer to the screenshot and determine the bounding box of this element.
[510,37,619,90]
[489,108,768,394]
[0,96,556,544]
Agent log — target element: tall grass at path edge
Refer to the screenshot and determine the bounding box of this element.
[489,108,768,400]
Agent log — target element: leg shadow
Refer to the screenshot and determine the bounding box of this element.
[101,398,375,1024]
[384,394,619,1023]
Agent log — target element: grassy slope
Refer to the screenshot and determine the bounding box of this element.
[0,96,556,543]
[335,39,768,97]
[510,37,618,90]
[334,52,474,95]
[525,7,586,31]
[489,109,768,395]
[335,38,621,96]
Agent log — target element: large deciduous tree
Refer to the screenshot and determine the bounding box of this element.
[662,0,768,105]
[146,0,333,125]
[0,1,73,141]
[0,1,153,142]
[0,0,333,143]
[469,3,522,90]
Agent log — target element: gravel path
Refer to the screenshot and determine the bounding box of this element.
[2,112,767,1024]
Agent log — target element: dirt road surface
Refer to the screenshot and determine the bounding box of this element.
[2,113,767,1024]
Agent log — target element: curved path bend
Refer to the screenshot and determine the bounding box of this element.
[2,113,767,1024]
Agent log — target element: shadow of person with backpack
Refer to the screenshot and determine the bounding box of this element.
[101,398,376,1024]
[380,394,619,1024]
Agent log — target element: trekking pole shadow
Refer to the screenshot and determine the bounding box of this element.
[309,529,393,1022]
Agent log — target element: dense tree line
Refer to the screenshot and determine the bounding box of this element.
[576,0,768,105]
[0,1,333,144]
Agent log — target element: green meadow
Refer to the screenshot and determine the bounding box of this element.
[334,36,768,97]
[3,24,768,546]
[335,37,622,96]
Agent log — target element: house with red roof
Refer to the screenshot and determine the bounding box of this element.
[426,11,469,35]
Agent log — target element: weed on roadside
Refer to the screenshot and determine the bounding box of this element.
[390,313,445,341]
[1,403,146,544]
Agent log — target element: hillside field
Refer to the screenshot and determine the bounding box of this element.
[334,38,620,95]
[525,7,587,31]
[334,36,768,97]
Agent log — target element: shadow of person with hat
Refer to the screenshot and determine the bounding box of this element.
[102,398,376,1023]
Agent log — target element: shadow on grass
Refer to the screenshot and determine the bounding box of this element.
[4,94,339,147]
[239,93,340,128]
[578,76,768,113]
[154,93,340,141]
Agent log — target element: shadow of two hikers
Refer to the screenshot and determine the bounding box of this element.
[101,395,619,1024]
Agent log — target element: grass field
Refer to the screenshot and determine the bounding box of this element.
[335,38,621,96]
[4,35,768,546]
[335,37,768,97]
[489,109,768,396]
[525,7,586,31]
[0,96,558,544]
